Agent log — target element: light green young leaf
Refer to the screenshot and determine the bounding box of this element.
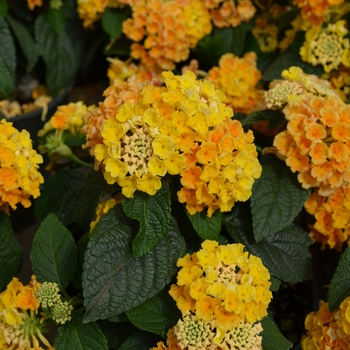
[47,8,66,34]
[31,213,77,291]
[261,316,293,350]
[187,210,222,241]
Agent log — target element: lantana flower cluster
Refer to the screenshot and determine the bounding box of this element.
[0,119,43,211]
[150,240,271,350]
[302,298,350,349]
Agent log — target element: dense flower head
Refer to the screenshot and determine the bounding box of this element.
[169,240,272,331]
[0,119,44,210]
[51,301,73,325]
[36,283,60,309]
[252,19,278,53]
[300,20,350,73]
[123,0,212,71]
[77,0,110,27]
[207,52,263,115]
[326,64,350,102]
[301,298,350,349]
[304,186,350,250]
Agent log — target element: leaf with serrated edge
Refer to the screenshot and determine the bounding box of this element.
[34,169,86,225]
[0,56,13,99]
[0,14,16,79]
[224,202,313,283]
[31,213,77,291]
[328,247,350,312]
[122,181,171,258]
[54,313,108,350]
[126,290,181,338]
[82,207,184,323]
[187,210,222,241]
[251,154,310,241]
[261,316,293,350]
[0,213,23,291]
[118,331,161,350]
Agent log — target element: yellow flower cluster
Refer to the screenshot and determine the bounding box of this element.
[302,298,350,349]
[300,20,350,73]
[77,0,110,28]
[0,119,43,210]
[206,0,256,29]
[207,52,263,115]
[122,0,212,71]
[304,186,350,250]
[327,64,350,102]
[252,19,278,53]
[0,276,54,350]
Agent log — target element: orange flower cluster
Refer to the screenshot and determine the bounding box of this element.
[208,52,263,115]
[302,298,350,349]
[122,0,212,71]
[305,186,350,250]
[274,94,350,196]
[205,0,256,28]
[293,0,344,27]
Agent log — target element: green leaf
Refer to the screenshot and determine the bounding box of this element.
[62,0,79,20]
[0,14,16,79]
[328,247,350,312]
[82,208,185,323]
[47,8,66,34]
[34,13,77,96]
[6,14,39,72]
[0,56,13,99]
[187,210,222,241]
[241,110,285,129]
[0,0,8,17]
[54,312,108,350]
[72,170,120,232]
[31,213,77,291]
[0,212,23,291]
[72,233,89,291]
[261,316,293,350]
[224,202,313,283]
[250,155,311,241]
[122,181,171,258]
[126,290,181,338]
[270,277,281,292]
[118,331,161,350]
[213,20,254,57]
[102,7,129,41]
[34,169,86,225]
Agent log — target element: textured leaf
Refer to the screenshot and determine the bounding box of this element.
[34,169,86,225]
[54,313,108,350]
[251,155,311,241]
[31,214,77,291]
[187,210,222,241]
[0,14,15,79]
[47,8,66,34]
[224,202,313,283]
[34,13,76,96]
[126,290,181,338]
[102,7,129,41]
[7,14,39,72]
[72,170,119,232]
[0,56,13,99]
[328,247,350,312]
[241,110,285,129]
[270,277,281,292]
[261,316,293,350]
[122,181,171,258]
[118,331,161,350]
[72,233,89,291]
[0,213,23,291]
[82,207,185,323]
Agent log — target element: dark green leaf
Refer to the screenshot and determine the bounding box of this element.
[54,312,108,350]
[328,247,350,312]
[102,7,129,41]
[0,14,15,79]
[276,8,298,31]
[47,8,66,34]
[122,181,171,258]
[118,331,161,350]
[31,213,77,291]
[104,34,131,57]
[126,290,181,338]
[82,208,185,323]
[224,202,313,283]
[6,0,32,22]
[62,0,79,20]
[65,19,85,67]
[72,233,89,291]
[251,155,311,241]
[0,212,23,291]
[261,316,293,350]
[7,14,39,72]
[187,210,222,241]
[108,313,129,323]
[34,169,86,225]
[270,277,281,292]
[72,170,120,232]
[0,56,13,99]
[0,0,8,17]
[34,13,76,96]
[291,31,305,54]
[241,110,285,129]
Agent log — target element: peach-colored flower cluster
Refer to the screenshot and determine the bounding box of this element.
[123,0,212,71]
[302,298,350,349]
